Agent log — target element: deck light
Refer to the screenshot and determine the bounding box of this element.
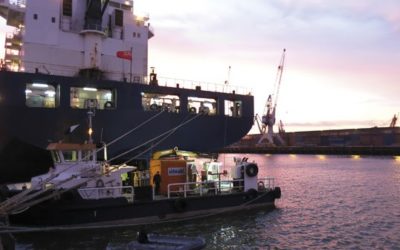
[83,87,97,92]
[32,83,49,88]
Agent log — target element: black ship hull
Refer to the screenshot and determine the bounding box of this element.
[8,189,279,227]
[0,71,254,183]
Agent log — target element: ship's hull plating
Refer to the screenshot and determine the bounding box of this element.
[0,71,254,183]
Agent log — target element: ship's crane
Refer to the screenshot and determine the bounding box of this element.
[256,49,286,145]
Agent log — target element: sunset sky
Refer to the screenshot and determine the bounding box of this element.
[134,0,400,132]
[1,0,399,133]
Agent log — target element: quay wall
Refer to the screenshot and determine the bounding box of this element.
[222,127,400,155]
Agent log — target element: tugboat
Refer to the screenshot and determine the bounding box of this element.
[0,0,254,184]
[0,137,281,227]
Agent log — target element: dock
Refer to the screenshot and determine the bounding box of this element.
[220,127,400,155]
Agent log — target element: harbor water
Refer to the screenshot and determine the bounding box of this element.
[12,154,400,249]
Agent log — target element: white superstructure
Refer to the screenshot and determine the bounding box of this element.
[0,0,153,82]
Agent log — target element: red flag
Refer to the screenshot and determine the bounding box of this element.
[116,50,132,60]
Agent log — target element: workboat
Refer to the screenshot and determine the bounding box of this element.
[0,0,254,184]
[0,141,281,227]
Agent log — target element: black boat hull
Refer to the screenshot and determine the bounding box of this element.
[9,190,277,227]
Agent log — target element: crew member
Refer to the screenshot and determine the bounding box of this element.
[153,171,161,195]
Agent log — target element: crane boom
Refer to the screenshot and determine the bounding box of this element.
[258,49,286,144]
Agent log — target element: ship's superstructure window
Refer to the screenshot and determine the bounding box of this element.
[115,9,123,27]
[224,100,242,117]
[51,17,56,23]
[70,87,116,110]
[62,0,72,17]
[33,14,38,20]
[25,83,59,108]
[188,97,217,115]
[142,93,180,113]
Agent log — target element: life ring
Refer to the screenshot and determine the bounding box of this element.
[245,163,258,177]
[104,101,114,109]
[257,181,265,191]
[150,103,158,111]
[173,198,187,212]
[189,107,196,113]
[96,179,105,188]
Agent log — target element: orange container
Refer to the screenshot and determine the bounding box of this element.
[150,159,189,195]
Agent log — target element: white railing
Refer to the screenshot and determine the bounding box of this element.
[78,186,133,201]
[155,77,252,96]
[258,177,275,191]
[167,178,275,198]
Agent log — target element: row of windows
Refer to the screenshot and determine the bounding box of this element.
[24,84,243,117]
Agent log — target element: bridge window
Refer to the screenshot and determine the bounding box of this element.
[225,100,242,117]
[188,97,217,115]
[25,83,59,108]
[70,87,116,110]
[142,93,180,113]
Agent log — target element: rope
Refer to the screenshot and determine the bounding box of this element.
[109,112,202,162]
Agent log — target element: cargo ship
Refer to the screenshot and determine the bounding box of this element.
[0,0,254,183]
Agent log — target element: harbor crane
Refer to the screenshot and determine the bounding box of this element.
[255,49,286,145]
[389,114,398,127]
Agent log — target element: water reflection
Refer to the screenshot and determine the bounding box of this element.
[13,154,400,249]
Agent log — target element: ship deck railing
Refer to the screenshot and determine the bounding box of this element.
[166,177,275,198]
[155,77,252,96]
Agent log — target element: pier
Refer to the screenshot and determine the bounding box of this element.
[220,127,400,155]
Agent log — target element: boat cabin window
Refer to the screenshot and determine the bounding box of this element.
[70,87,116,110]
[63,150,78,162]
[25,83,59,108]
[82,150,95,162]
[225,100,242,117]
[188,97,217,115]
[51,151,61,163]
[142,93,180,113]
